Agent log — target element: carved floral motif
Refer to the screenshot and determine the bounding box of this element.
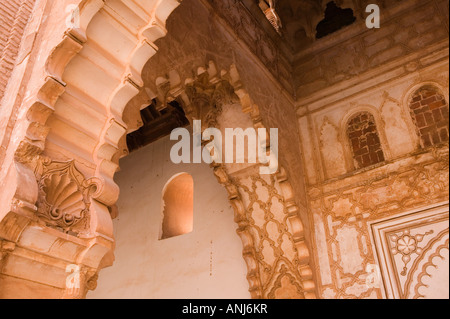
[390,230,434,276]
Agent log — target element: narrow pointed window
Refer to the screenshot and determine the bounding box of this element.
[160,173,194,240]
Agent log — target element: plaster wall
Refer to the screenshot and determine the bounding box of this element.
[88,131,250,299]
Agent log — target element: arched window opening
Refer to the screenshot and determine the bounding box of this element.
[408,86,449,148]
[347,112,385,169]
[160,173,194,240]
[316,1,356,39]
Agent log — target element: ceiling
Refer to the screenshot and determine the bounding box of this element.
[255,0,363,51]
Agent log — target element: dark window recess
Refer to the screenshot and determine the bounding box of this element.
[347,112,385,169]
[127,99,190,152]
[409,86,449,148]
[316,1,356,39]
[160,173,194,240]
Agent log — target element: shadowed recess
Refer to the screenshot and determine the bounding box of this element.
[316,1,356,39]
[160,173,194,240]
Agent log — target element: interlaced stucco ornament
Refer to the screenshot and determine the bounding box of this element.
[34,159,101,234]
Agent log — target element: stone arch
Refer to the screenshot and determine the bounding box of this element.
[1,0,316,299]
[142,61,316,299]
[2,0,182,299]
[319,116,348,179]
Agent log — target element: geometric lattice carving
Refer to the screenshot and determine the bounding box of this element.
[234,173,311,298]
[35,160,100,235]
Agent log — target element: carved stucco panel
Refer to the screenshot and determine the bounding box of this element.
[313,212,332,286]
[370,203,449,299]
[234,174,305,296]
[409,236,449,299]
[319,117,347,179]
[336,225,364,275]
[380,97,416,158]
[311,147,448,298]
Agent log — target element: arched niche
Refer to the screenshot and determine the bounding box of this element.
[160,173,194,240]
[4,0,316,299]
